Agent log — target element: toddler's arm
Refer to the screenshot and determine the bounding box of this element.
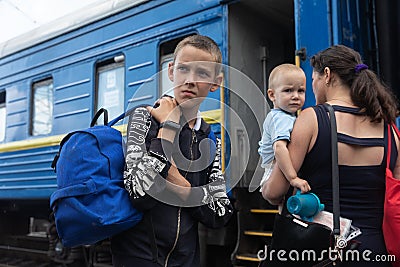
[273,140,311,193]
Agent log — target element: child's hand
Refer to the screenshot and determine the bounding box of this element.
[290,177,311,193]
[148,96,181,123]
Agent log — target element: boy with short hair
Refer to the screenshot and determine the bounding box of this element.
[111,35,233,267]
[258,63,310,193]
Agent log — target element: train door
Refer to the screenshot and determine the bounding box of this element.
[294,0,332,108]
[228,0,295,266]
[230,1,400,266]
[294,0,400,108]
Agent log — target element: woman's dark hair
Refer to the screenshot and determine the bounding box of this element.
[311,45,399,123]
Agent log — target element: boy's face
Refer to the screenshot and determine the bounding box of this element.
[267,70,306,114]
[168,45,222,109]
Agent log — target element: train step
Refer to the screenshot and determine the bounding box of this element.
[235,253,260,262]
[250,209,279,214]
[244,230,272,237]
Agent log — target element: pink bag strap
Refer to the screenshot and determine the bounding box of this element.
[392,123,400,137]
[386,123,400,169]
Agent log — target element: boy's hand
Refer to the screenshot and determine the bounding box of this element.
[148,96,181,143]
[166,164,191,200]
[290,177,311,193]
[147,96,181,123]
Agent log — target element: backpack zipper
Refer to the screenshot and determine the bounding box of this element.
[164,128,196,267]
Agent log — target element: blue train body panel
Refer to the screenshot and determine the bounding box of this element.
[0,0,227,200]
[0,146,58,199]
[294,0,332,108]
[295,0,379,108]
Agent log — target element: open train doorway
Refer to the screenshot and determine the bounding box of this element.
[225,0,295,266]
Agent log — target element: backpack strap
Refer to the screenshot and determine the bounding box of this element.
[108,104,151,127]
[53,108,109,172]
[90,108,108,127]
[53,105,151,171]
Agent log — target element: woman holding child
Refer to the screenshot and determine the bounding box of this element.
[263,45,399,266]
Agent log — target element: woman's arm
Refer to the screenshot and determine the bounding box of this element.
[262,107,318,204]
[261,165,289,205]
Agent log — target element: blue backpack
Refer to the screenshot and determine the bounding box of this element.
[50,108,143,247]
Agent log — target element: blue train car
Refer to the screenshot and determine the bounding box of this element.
[0,0,398,266]
[0,0,275,265]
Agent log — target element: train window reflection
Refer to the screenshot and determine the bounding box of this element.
[96,61,125,121]
[160,54,174,97]
[159,35,191,97]
[31,79,53,136]
[0,89,5,142]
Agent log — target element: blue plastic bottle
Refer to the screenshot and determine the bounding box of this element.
[286,191,325,221]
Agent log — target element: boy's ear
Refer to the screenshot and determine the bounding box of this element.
[168,61,174,82]
[267,88,275,102]
[210,74,223,92]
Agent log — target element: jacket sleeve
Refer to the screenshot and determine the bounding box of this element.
[123,107,171,211]
[190,137,234,228]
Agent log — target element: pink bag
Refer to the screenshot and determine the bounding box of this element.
[383,124,400,267]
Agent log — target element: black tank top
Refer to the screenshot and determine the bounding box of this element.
[299,104,397,232]
[299,104,394,267]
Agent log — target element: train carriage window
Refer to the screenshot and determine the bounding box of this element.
[0,89,5,142]
[160,54,174,97]
[96,57,125,121]
[31,79,53,136]
[159,36,189,97]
